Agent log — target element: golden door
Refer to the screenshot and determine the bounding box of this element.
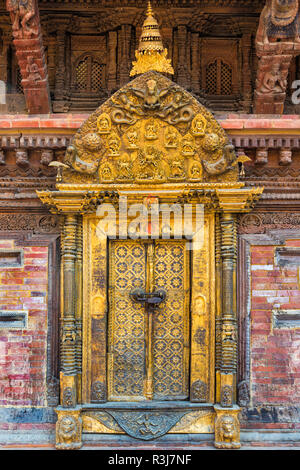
[108,239,190,402]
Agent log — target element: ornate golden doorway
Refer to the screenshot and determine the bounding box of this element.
[37,70,263,449]
[108,239,190,402]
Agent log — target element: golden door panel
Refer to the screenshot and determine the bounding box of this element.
[107,239,190,402]
[108,241,147,401]
[152,241,189,400]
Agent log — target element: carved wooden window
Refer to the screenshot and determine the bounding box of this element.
[74,54,105,93]
[205,59,233,95]
[15,67,23,94]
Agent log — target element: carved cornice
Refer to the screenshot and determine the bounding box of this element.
[37,189,119,214]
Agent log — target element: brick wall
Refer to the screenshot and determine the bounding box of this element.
[0,239,48,411]
[250,240,300,414]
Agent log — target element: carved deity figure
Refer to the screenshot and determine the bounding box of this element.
[258,63,286,94]
[126,128,139,149]
[256,0,300,44]
[26,56,41,83]
[165,127,178,148]
[131,79,169,111]
[107,133,121,156]
[169,156,185,178]
[97,114,111,134]
[6,0,38,39]
[191,114,207,137]
[138,146,160,179]
[145,119,158,140]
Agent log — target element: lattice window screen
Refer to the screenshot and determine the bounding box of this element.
[16,67,23,94]
[205,59,233,95]
[76,57,89,91]
[220,61,232,95]
[205,61,218,95]
[91,62,105,92]
[75,55,105,92]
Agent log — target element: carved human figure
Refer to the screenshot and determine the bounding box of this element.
[145,119,158,140]
[118,154,132,179]
[16,149,29,167]
[97,114,111,134]
[258,63,286,94]
[126,128,139,148]
[165,127,178,148]
[107,133,120,156]
[6,0,38,39]
[169,156,185,178]
[191,114,207,137]
[26,56,41,83]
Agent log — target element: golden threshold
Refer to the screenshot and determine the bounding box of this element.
[37,2,263,450]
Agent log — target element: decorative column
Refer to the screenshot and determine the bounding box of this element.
[176,25,189,88]
[191,32,200,94]
[75,217,83,404]
[53,24,68,112]
[118,24,132,87]
[241,32,252,112]
[107,31,117,93]
[215,214,222,403]
[6,0,51,114]
[214,211,240,449]
[56,214,82,450]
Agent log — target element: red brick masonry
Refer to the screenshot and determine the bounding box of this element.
[251,240,300,420]
[0,240,48,412]
[0,114,300,130]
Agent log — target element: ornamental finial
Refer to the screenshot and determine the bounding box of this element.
[130,1,174,76]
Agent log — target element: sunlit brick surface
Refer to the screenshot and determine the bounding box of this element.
[251,241,300,406]
[0,240,48,407]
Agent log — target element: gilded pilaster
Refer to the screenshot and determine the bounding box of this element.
[214,211,240,449]
[220,212,237,407]
[75,216,83,403]
[56,214,82,449]
[215,213,222,403]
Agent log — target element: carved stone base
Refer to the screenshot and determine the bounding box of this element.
[55,408,82,450]
[214,405,241,449]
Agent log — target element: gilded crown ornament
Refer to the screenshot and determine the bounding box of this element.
[130,1,174,76]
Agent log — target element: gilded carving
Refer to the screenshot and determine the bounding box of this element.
[191,114,207,137]
[221,384,233,408]
[56,411,82,450]
[97,113,112,134]
[54,71,240,186]
[91,381,106,402]
[191,379,208,402]
[144,118,159,140]
[62,387,75,408]
[214,408,241,449]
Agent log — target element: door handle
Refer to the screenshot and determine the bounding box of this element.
[130,288,166,307]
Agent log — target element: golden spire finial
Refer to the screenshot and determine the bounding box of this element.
[146,0,153,17]
[130,1,174,76]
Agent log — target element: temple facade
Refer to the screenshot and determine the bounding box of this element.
[0,0,299,450]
